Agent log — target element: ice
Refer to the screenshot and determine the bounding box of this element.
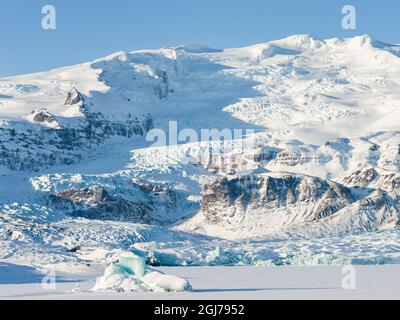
[1,34,400,280]
[92,250,191,293]
[147,251,184,267]
[118,249,146,277]
[205,246,239,265]
[3,265,400,299]
[141,271,192,292]
[92,263,148,293]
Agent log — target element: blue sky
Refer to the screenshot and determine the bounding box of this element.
[1,0,399,77]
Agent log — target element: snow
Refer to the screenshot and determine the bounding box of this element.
[91,263,149,293]
[0,63,106,121]
[92,250,190,293]
[0,34,400,298]
[1,265,400,300]
[2,33,398,139]
[141,271,191,293]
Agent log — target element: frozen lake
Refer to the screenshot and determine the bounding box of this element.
[1,265,399,300]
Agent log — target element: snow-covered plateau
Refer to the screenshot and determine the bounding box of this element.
[0,34,399,297]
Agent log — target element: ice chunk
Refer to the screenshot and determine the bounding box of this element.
[147,251,183,266]
[118,249,146,277]
[92,250,191,293]
[142,271,191,292]
[92,263,149,293]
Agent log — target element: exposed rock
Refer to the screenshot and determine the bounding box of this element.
[343,167,379,187]
[49,188,152,224]
[254,147,280,163]
[200,173,355,230]
[344,168,400,194]
[47,181,198,225]
[321,190,400,233]
[67,245,82,253]
[32,109,56,123]
[0,112,153,171]
[270,150,313,167]
[28,108,62,129]
[65,87,84,106]
[156,68,170,99]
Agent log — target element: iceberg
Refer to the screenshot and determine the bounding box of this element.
[118,249,146,277]
[142,271,192,293]
[92,249,191,293]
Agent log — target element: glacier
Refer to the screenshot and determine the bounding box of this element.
[0,34,399,279]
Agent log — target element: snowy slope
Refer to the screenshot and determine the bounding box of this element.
[2,34,399,133]
[0,34,400,272]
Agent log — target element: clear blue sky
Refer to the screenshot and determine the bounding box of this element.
[1,0,399,77]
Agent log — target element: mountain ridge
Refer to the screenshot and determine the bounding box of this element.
[0,34,399,267]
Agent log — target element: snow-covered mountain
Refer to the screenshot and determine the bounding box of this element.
[0,34,399,268]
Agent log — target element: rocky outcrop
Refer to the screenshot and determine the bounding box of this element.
[318,189,400,234]
[254,147,280,162]
[49,188,152,223]
[0,84,154,171]
[28,108,62,129]
[0,112,153,171]
[195,169,400,235]
[47,180,198,225]
[200,173,355,229]
[83,112,153,139]
[270,151,313,167]
[343,167,379,187]
[65,87,84,106]
[343,168,400,194]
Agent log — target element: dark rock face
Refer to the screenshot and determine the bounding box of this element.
[343,168,400,194]
[0,112,153,171]
[156,68,170,99]
[0,86,154,171]
[83,112,153,139]
[65,87,84,106]
[201,174,355,225]
[0,126,81,171]
[47,181,198,225]
[31,109,60,127]
[254,148,279,162]
[271,151,312,166]
[343,167,379,187]
[345,190,400,230]
[49,188,152,224]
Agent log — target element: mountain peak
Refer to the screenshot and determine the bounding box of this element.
[275,34,326,49]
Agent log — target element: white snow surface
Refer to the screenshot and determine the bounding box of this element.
[0,34,400,294]
[1,265,400,300]
[1,34,399,136]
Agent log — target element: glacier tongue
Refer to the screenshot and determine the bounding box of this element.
[0,34,400,269]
